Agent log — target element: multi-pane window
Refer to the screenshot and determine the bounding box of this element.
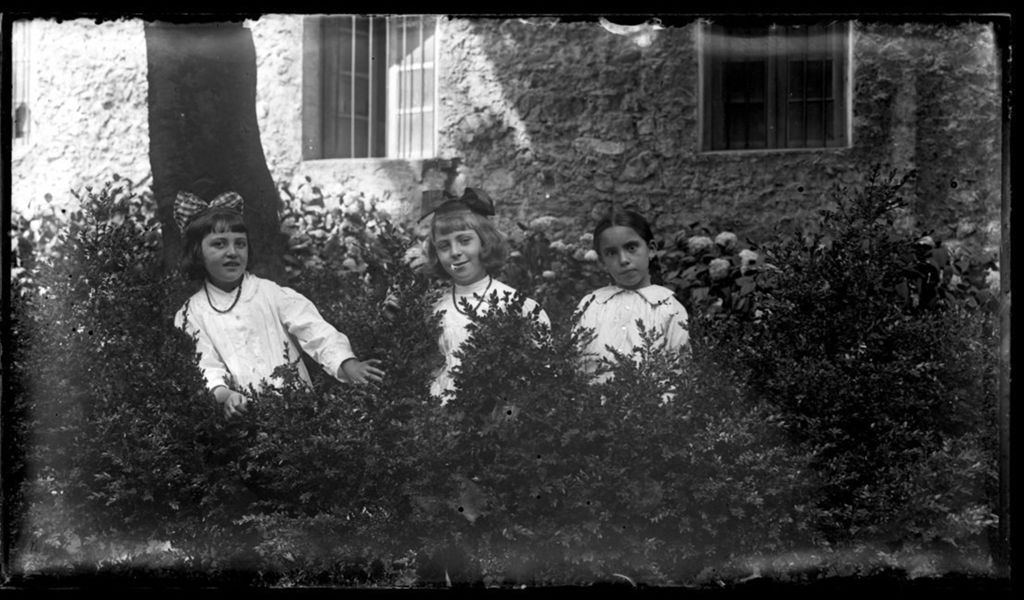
[316,15,438,160]
[12,20,31,143]
[702,20,850,151]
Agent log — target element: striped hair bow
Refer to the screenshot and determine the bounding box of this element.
[173,190,245,232]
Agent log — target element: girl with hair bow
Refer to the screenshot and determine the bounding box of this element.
[172,190,385,419]
[421,187,550,401]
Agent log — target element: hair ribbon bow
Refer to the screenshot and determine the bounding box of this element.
[419,187,495,222]
[174,190,245,232]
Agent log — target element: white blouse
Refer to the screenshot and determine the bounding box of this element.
[431,276,550,400]
[575,284,690,381]
[174,272,356,393]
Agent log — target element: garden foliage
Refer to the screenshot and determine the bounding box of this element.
[695,168,999,550]
[6,168,1000,585]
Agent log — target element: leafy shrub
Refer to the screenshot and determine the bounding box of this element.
[499,226,605,328]
[398,297,819,584]
[7,169,999,585]
[699,168,999,547]
[8,176,448,583]
[278,178,406,284]
[10,175,160,294]
[8,179,262,572]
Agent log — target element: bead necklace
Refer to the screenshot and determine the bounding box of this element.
[204,277,243,314]
[452,275,493,316]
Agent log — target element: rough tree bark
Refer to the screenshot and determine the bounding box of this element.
[144,20,284,281]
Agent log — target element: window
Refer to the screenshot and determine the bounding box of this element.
[12,20,31,143]
[701,20,850,151]
[305,15,438,160]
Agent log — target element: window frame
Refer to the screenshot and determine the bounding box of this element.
[12,20,31,145]
[301,14,440,162]
[699,19,852,153]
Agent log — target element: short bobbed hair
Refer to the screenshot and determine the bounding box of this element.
[592,209,663,285]
[425,208,509,280]
[179,207,249,281]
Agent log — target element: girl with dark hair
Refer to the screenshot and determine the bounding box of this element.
[172,191,384,418]
[575,209,690,383]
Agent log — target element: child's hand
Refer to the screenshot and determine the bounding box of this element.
[213,385,250,419]
[340,358,386,385]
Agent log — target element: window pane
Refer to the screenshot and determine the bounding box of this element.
[806,60,824,100]
[724,61,765,102]
[335,77,352,116]
[806,102,823,144]
[422,20,436,60]
[725,103,766,149]
[333,116,353,159]
[724,62,745,102]
[788,103,805,145]
[336,19,353,71]
[354,16,369,36]
[788,60,804,100]
[825,99,835,141]
[354,76,369,116]
[725,105,746,145]
[824,60,833,99]
[354,28,369,74]
[421,67,435,109]
[410,29,423,65]
[399,70,413,108]
[745,61,765,101]
[421,111,434,154]
[389,17,414,66]
[406,112,425,157]
[746,105,765,148]
[353,117,369,157]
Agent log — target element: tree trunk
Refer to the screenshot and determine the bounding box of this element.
[145,21,284,281]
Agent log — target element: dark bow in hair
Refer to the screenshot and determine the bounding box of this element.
[419,187,495,222]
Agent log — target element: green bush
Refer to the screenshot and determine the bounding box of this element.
[8,179,261,572]
[699,168,999,550]
[7,170,999,585]
[408,301,818,584]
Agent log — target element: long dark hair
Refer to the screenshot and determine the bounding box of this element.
[592,209,663,285]
[179,207,249,281]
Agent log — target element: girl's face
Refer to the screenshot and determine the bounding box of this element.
[434,227,487,285]
[597,225,655,290]
[201,231,248,290]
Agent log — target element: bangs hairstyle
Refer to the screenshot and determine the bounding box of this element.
[425,209,509,280]
[180,207,249,281]
[592,209,663,285]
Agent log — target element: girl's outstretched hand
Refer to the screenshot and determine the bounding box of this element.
[213,385,250,419]
[340,358,386,385]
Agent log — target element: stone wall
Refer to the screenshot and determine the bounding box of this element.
[11,18,151,216]
[11,15,1002,256]
[851,22,1002,247]
[437,17,1002,251]
[249,15,304,185]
